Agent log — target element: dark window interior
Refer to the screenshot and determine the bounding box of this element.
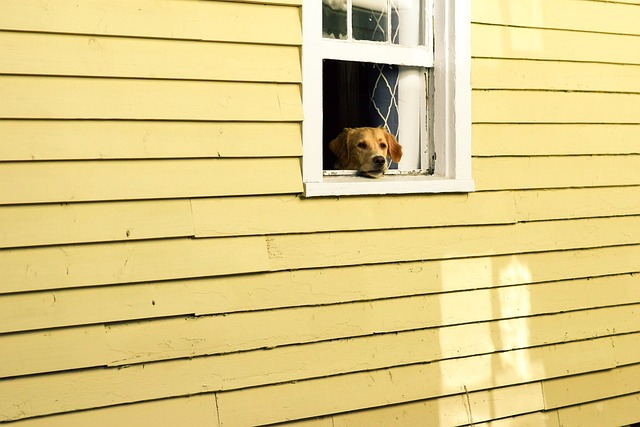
[322,60,399,170]
[322,60,370,169]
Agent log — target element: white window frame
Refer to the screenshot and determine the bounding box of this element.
[302,0,473,197]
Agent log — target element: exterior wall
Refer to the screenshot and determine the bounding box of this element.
[0,0,639,426]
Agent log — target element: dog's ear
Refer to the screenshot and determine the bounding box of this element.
[329,128,352,167]
[384,130,403,163]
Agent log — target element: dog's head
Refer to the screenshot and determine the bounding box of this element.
[329,127,403,178]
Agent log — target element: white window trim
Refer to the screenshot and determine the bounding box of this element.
[301,0,473,197]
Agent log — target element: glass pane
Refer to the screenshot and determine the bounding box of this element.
[353,0,391,42]
[394,0,426,46]
[323,1,347,39]
[351,0,425,45]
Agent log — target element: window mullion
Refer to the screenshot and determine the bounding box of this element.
[347,0,353,40]
[320,40,433,67]
[387,0,392,43]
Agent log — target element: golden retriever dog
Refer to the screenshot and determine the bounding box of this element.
[329,127,403,178]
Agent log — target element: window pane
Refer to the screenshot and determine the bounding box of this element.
[353,1,393,42]
[323,1,347,39]
[351,0,425,45]
[394,0,426,46]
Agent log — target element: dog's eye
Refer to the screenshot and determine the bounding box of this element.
[357,142,367,149]
[380,143,387,149]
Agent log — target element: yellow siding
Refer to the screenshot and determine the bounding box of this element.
[0,0,301,44]
[1,0,639,426]
[473,124,640,156]
[0,77,302,121]
[0,121,302,161]
[7,396,218,427]
[0,158,302,204]
[2,245,638,334]
[0,32,301,82]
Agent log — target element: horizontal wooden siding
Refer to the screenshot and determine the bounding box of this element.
[1,0,639,426]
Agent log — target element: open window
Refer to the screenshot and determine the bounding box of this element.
[302,0,473,196]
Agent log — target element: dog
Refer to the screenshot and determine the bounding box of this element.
[329,127,403,178]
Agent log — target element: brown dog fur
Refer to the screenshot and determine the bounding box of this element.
[329,127,403,178]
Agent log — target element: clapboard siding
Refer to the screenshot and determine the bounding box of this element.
[557,392,640,427]
[0,158,302,204]
[213,337,619,426]
[193,191,518,237]
[0,31,301,82]
[3,185,639,249]
[473,124,640,156]
[4,395,219,427]
[321,383,545,427]
[473,58,640,92]
[474,155,640,190]
[2,244,639,333]
[3,283,638,378]
[3,216,640,294]
[472,24,640,64]
[543,362,640,409]
[473,0,640,35]
[0,333,628,422]
[0,121,302,161]
[473,91,640,123]
[193,186,640,237]
[0,0,301,45]
[265,216,640,271]
[2,0,640,425]
[0,77,302,121]
[0,200,195,248]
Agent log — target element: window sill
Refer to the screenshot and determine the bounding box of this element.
[303,175,475,197]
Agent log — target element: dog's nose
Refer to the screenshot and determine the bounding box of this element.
[373,156,386,167]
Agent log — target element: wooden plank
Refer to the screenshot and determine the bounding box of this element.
[473,411,560,427]
[543,363,640,409]
[2,245,639,333]
[0,200,194,248]
[0,236,271,294]
[194,184,640,239]
[327,383,544,427]
[0,76,302,121]
[95,281,640,367]
[0,336,618,422]
[196,187,640,236]
[214,338,616,426]
[0,158,302,204]
[0,121,302,161]
[8,395,218,427]
[0,325,108,378]
[557,392,640,427]
[514,187,640,221]
[222,0,301,4]
[3,218,640,295]
[473,156,640,191]
[265,216,640,272]
[282,417,333,427]
[472,0,640,36]
[473,91,640,124]
[0,31,301,82]
[472,58,640,92]
[612,332,640,366]
[4,290,637,378]
[192,191,517,238]
[0,0,301,45]
[472,24,640,64]
[473,124,640,156]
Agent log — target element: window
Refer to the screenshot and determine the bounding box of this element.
[302,0,473,196]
